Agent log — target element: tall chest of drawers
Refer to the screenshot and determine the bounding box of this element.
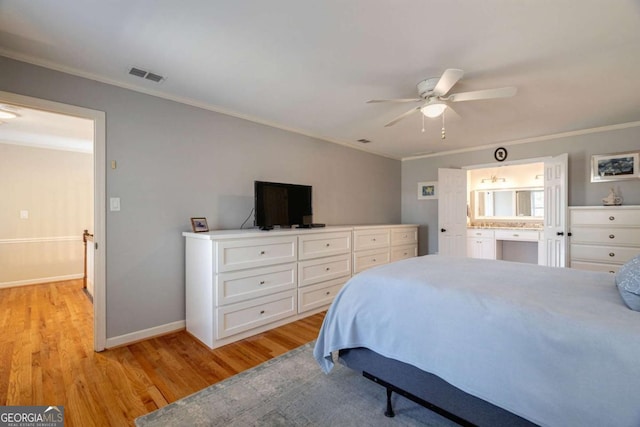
[569,206,640,273]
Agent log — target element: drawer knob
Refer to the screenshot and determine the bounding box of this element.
[259,280,265,285]
[260,310,265,315]
[325,291,331,295]
[403,252,408,256]
[372,238,376,241]
[259,250,265,255]
[475,232,481,236]
[609,234,615,239]
[609,216,615,221]
[325,267,330,271]
[609,271,615,274]
[609,252,615,257]
[513,234,519,237]
[372,258,377,262]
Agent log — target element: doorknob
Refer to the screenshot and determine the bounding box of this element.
[440,228,447,232]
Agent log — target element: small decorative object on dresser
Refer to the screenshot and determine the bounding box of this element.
[602,188,623,206]
[590,151,639,182]
[190,217,209,232]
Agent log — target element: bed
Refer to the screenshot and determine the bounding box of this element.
[313,255,640,427]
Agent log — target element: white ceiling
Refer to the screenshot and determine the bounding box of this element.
[0,104,93,153]
[1,1,639,159]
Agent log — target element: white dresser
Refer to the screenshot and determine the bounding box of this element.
[569,206,640,273]
[184,224,417,349]
[352,225,418,274]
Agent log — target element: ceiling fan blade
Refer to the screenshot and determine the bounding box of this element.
[384,106,421,127]
[433,69,464,96]
[444,104,461,120]
[366,98,422,103]
[449,86,517,102]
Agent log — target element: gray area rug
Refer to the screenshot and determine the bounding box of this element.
[135,341,458,426]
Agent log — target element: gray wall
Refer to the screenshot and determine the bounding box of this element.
[0,56,401,338]
[403,126,640,255]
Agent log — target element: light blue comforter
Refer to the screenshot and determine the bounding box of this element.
[314,255,640,427]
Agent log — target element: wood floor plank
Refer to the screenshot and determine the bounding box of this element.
[0,279,326,425]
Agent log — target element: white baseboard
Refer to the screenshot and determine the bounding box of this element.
[105,320,186,349]
[0,274,84,289]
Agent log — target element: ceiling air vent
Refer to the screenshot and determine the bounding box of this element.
[128,67,165,83]
[357,138,371,144]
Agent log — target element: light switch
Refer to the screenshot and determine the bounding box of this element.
[110,197,121,211]
[20,210,29,219]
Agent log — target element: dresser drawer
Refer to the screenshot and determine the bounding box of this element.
[570,244,639,264]
[391,227,418,246]
[570,209,640,226]
[215,236,297,272]
[353,248,390,273]
[298,277,347,313]
[570,261,620,274]
[298,231,351,260]
[216,290,296,339]
[216,262,297,306]
[353,229,390,251]
[494,229,540,242]
[298,253,351,287]
[390,244,417,262]
[466,229,495,238]
[570,227,640,246]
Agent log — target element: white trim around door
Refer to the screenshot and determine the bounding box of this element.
[0,90,107,352]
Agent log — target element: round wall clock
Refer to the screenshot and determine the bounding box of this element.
[494,147,508,162]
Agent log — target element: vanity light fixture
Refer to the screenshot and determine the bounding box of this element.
[481,175,506,184]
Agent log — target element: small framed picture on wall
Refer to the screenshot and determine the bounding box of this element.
[418,181,437,200]
[190,217,209,232]
[590,152,639,182]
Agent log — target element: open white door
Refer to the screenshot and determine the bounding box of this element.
[542,153,568,267]
[438,168,468,257]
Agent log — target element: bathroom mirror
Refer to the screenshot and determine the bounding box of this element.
[473,188,544,219]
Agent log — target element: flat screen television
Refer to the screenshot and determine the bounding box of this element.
[254,181,312,230]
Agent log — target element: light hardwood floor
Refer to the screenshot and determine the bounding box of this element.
[0,279,325,426]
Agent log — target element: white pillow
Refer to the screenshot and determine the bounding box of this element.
[616,254,640,311]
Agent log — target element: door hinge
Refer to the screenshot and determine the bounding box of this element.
[95,242,98,250]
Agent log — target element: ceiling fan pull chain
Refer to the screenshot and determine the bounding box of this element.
[441,110,446,140]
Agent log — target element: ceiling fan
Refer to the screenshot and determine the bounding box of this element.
[367,69,517,127]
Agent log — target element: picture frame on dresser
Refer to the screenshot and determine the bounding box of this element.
[418,181,437,200]
[190,217,209,232]
[590,152,639,182]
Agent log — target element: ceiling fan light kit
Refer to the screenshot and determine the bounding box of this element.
[368,68,517,137]
[421,103,447,118]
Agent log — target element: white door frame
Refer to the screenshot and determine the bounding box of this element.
[1,90,106,351]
